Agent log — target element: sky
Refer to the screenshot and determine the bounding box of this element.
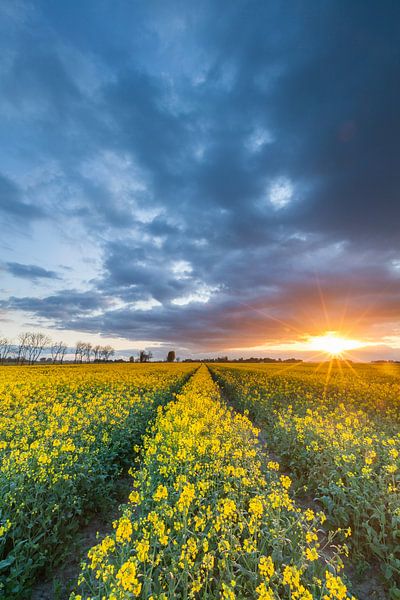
[0,0,400,361]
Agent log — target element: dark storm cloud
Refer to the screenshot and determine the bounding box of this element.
[1,1,400,351]
[1,290,107,321]
[5,257,400,350]
[5,262,61,281]
[0,175,43,221]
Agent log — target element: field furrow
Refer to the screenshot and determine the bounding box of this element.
[71,365,355,600]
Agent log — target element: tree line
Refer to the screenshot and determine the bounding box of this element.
[73,341,115,363]
[0,332,177,365]
[0,332,116,365]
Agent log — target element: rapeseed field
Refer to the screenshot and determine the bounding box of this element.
[2,362,398,598]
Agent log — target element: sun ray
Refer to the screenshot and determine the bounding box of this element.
[322,357,334,396]
[340,356,368,386]
[314,275,331,331]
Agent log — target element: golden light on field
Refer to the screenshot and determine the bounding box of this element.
[307,331,364,356]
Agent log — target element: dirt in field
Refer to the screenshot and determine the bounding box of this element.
[345,565,388,600]
[31,515,112,600]
[31,477,131,600]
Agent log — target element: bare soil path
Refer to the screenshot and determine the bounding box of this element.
[31,477,131,600]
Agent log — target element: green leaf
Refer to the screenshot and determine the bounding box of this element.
[0,556,15,570]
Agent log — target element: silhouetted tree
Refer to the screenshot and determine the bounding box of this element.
[92,344,102,361]
[17,332,30,363]
[51,341,67,364]
[0,337,12,364]
[101,345,115,361]
[74,341,85,363]
[16,332,51,364]
[166,350,176,362]
[83,342,92,362]
[27,333,51,364]
[139,350,152,363]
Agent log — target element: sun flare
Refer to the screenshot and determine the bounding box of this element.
[307,331,364,357]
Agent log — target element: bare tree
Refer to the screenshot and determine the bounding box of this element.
[26,333,51,364]
[17,332,31,364]
[26,334,36,364]
[51,341,68,364]
[59,342,67,364]
[101,345,115,362]
[92,344,102,362]
[34,333,49,363]
[0,337,12,364]
[83,342,92,363]
[74,341,85,363]
[75,341,114,363]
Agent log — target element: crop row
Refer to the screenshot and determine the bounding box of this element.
[211,364,400,597]
[0,363,193,598]
[72,365,354,600]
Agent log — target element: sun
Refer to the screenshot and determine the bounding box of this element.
[307,331,364,357]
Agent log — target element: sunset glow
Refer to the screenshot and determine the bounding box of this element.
[0,2,399,363]
[307,332,365,356]
[1,4,400,597]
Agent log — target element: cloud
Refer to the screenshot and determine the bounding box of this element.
[1,289,107,321]
[0,174,43,221]
[5,262,61,281]
[268,177,294,210]
[0,1,399,354]
[4,254,400,352]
